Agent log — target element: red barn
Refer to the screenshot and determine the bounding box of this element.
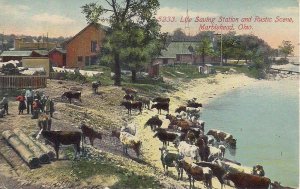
[49,48,66,67]
[63,23,108,68]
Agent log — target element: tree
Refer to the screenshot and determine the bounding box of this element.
[278,40,294,60]
[82,0,162,85]
[195,37,215,65]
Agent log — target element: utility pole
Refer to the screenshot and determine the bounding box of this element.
[214,32,223,66]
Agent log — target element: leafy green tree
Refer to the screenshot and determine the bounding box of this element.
[82,0,162,85]
[195,37,215,65]
[278,40,294,60]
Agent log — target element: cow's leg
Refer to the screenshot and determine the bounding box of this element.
[188,175,192,189]
[69,98,72,104]
[89,137,95,146]
[54,144,60,160]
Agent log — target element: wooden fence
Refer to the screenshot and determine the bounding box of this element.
[0,75,47,89]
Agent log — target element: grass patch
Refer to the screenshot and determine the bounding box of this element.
[62,148,160,189]
[161,64,208,79]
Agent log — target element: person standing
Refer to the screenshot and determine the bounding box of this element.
[0,95,9,115]
[45,96,55,117]
[32,99,42,119]
[16,94,26,114]
[25,88,34,114]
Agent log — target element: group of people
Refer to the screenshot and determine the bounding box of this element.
[15,88,55,119]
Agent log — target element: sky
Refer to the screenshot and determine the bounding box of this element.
[0,0,299,54]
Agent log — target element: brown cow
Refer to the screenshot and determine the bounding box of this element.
[223,172,271,189]
[196,162,226,189]
[151,102,169,114]
[61,91,82,104]
[179,159,212,189]
[144,115,163,131]
[121,101,142,114]
[41,130,82,160]
[207,129,237,148]
[37,113,52,131]
[80,124,102,146]
[175,106,187,113]
[166,114,192,131]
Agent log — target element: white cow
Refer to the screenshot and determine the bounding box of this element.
[177,141,201,162]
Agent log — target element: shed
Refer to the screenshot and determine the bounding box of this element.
[0,51,32,62]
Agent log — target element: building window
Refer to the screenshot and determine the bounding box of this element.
[91,41,97,52]
[78,56,83,62]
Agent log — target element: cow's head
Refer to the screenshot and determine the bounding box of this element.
[253,164,265,177]
[150,104,156,109]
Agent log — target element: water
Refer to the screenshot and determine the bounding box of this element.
[202,79,299,187]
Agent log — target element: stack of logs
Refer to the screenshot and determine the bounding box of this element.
[2,129,55,169]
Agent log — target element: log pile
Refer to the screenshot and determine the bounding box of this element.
[2,129,55,168]
[13,129,50,164]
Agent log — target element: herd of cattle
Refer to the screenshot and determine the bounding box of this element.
[34,86,289,189]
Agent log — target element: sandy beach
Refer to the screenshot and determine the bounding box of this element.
[130,73,258,188]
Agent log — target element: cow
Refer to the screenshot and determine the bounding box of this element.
[121,123,137,136]
[151,102,169,114]
[187,98,202,108]
[214,159,265,176]
[112,131,141,158]
[121,101,142,114]
[187,102,202,108]
[144,115,163,131]
[121,87,138,95]
[196,161,226,189]
[92,81,101,94]
[153,128,182,147]
[80,124,102,146]
[175,141,201,162]
[195,137,209,162]
[166,114,192,131]
[39,130,82,160]
[159,147,183,180]
[207,146,223,162]
[223,172,271,189]
[178,158,212,189]
[152,97,170,103]
[37,113,52,131]
[61,91,82,104]
[136,96,151,109]
[175,106,187,113]
[207,129,237,148]
[186,107,201,120]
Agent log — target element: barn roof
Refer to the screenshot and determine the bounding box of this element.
[49,48,66,54]
[159,41,198,59]
[32,50,49,56]
[0,51,32,57]
[63,23,110,47]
